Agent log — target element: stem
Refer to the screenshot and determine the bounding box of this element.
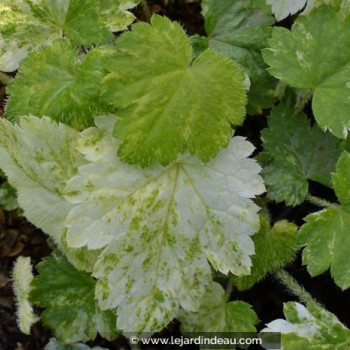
[275,270,320,307]
[140,0,151,22]
[225,279,234,302]
[307,194,338,209]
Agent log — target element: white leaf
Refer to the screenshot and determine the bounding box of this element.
[64,116,265,332]
[266,0,308,20]
[0,116,80,242]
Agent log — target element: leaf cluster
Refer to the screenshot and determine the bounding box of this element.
[2,0,350,348]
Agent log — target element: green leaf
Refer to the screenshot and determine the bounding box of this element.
[0,0,140,71]
[64,115,265,332]
[0,181,18,211]
[202,0,274,81]
[263,6,350,138]
[179,281,259,332]
[102,15,247,166]
[31,254,118,344]
[262,302,350,349]
[6,40,115,128]
[298,151,350,290]
[232,217,298,291]
[266,0,308,21]
[259,106,343,205]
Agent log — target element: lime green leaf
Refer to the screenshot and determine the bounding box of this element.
[64,115,265,332]
[179,281,259,332]
[232,217,298,291]
[45,338,108,350]
[31,254,118,344]
[266,0,308,21]
[12,256,39,334]
[6,40,115,128]
[102,15,247,166]
[299,151,350,290]
[263,6,350,138]
[259,106,343,205]
[262,302,350,349]
[0,0,140,71]
[202,0,274,81]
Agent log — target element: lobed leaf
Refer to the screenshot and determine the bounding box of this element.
[102,15,247,166]
[263,5,350,138]
[0,0,140,71]
[259,106,343,205]
[179,281,259,333]
[262,302,350,349]
[0,115,99,272]
[6,40,115,128]
[298,151,350,290]
[0,116,80,242]
[31,254,118,344]
[64,115,265,332]
[202,0,274,81]
[232,217,298,291]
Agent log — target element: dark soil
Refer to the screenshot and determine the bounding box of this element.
[1,1,350,349]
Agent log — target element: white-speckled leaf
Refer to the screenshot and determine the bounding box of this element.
[262,302,350,349]
[263,6,350,139]
[0,116,98,272]
[0,116,79,242]
[64,116,265,332]
[0,0,140,71]
[179,281,259,333]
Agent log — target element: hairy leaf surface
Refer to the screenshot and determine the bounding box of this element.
[6,40,115,128]
[12,257,39,334]
[64,116,265,332]
[299,151,350,290]
[262,302,350,349]
[263,6,350,138]
[0,116,79,241]
[259,106,343,205]
[0,0,139,71]
[102,15,247,166]
[202,0,274,81]
[179,281,259,332]
[0,116,99,272]
[31,254,117,344]
[232,217,297,291]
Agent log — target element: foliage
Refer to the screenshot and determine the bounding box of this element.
[299,151,350,290]
[0,0,140,71]
[179,281,259,332]
[1,0,350,348]
[259,106,344,205]
[262,302,350,349]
